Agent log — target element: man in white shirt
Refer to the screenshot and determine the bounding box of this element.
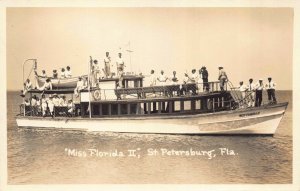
[59,95,67,106]
[60,68,66,78]
[65,66,72,78]
[52,94,60,107]
[47,95,55,118]
[149,70,157,86]
[255,79,264,107]
[265,77,277,104]
[104,52,111,78]
[74,77,85,97]
[247,78,256,107]
[92,60,100,87]
[31,95,37,106]
[239,81,247,108]
[23,79,32,95]
[41,95,48,117]
[157,70,168,85]
[190,69,198,83]
[116,53,125,76]
[67,99,75,115]
[218,66,228,91]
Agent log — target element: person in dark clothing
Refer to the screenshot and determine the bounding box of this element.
[200,66,209,91]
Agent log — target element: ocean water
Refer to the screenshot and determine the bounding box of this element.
[7,91,292,184]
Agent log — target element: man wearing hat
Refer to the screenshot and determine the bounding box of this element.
[104,52,111,78]
[116,53,125,76]
[200,66,209,91]
[218,66,228,91]
[247,78,256,107]
[265,77,277,104]
[255,79,264,107]
[92,60,101,87]
[47,95,55,118]
[239,81,247,108]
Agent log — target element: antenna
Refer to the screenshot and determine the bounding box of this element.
[125,41,133,73]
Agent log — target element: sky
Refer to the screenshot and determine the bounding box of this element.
[6,8,293,90]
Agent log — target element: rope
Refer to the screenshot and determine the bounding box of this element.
[25,63,35,82]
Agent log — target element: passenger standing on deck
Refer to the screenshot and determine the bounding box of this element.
[116,53,125,76]
[239,81,247,108]
[92,60,100,86]
[218,66,228,91]
[47,95,55,118]
[53,70,58,79]
[180,73,190,95]
[190,69,198,83]
[41,94,48,117]
[36,97,41,116]
[149,70,157,86]
[157,70,168,85]
[247,78,256,107]
[265,77,277,104]
[255,79,264,107]
[200,66,209,91]
[60,68,66,78]
[65,66,72,78]
[104,52,111,78]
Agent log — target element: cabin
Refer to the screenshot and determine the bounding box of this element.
[22,75,235,118]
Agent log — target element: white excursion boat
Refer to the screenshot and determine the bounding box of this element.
[16,58,288,135]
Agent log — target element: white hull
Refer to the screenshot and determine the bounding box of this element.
[16,103,288,135]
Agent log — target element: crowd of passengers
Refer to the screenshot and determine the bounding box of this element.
[23,93,75,118]
[21,52,278,117]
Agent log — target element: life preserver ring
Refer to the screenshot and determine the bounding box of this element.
[93,90,101,100]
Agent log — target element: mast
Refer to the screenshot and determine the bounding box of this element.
[88,56,92,118]
[126,41,133,73]
[22,58,37,117]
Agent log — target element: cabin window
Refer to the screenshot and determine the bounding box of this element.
[102,104,109,115]
[130,103,137,114]
[120,104,128,115]
[92,104,100,116]
[111,104,118,115]
[196,100,201,110]
[184,101,191,111]
[174,101,180,112]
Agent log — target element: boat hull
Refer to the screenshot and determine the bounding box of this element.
[16,103,288,135]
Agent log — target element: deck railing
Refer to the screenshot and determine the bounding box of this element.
[91,81,227,101]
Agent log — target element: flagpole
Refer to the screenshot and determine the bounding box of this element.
[88,56,92,118]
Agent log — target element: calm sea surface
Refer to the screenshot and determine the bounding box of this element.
[7,91,292,184]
